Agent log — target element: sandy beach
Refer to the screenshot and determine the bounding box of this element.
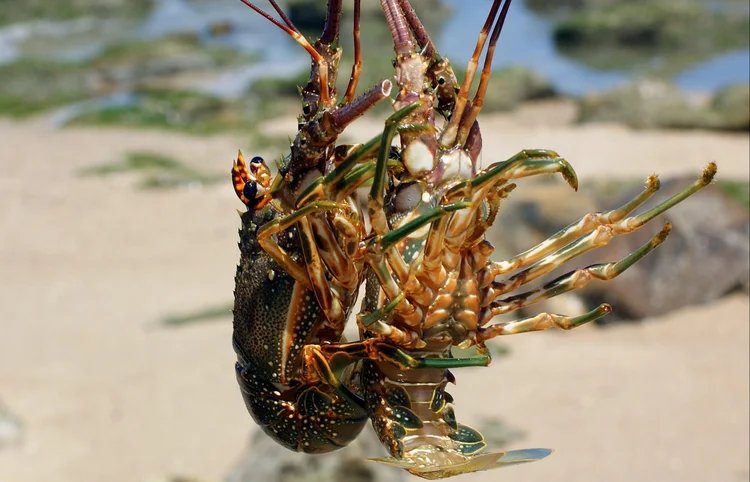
[1,101,748,482]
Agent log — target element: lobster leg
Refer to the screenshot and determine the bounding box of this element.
[478,304,612,342]
[486,175,661,280]
[256,200,350,287]
[296,100,426,206]
[362,202,471,339]
[369,100,432,235]
[484,223,672,322]
[468,149,578,193]
[483,162,717,295]
[415,150,577,271]
[317,337,492,372]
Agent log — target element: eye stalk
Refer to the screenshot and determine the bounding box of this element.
[232,151,272,209]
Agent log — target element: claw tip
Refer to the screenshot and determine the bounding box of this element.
[658,222,673,240]
[703,161,718,184]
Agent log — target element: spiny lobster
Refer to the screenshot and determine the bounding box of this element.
[231,0,466,455]
[354,0,717,479]
[229,0,718,479]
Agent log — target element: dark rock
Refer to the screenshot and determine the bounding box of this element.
[578,80,750,132]
[225,428,404,482]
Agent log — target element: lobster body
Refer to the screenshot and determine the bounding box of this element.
[233,202,367,453]
[352,0,717,478]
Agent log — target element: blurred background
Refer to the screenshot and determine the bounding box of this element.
[0,0,748,481]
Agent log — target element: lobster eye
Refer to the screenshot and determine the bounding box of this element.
[243,181,258,201]
[393,182,423,213]
[437,77,446,85]
[250,156,264,165]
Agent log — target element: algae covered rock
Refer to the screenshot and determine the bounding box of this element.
[0,59,93,117]
[710,83,750,131]
[90,32,256,91]
[553,0,750,72]
[576,79,709,129]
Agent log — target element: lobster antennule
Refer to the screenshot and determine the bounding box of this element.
[238,0,331,104]
[380,0,415,55]
[396,0,437,58]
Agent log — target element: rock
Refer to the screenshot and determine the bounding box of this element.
[0,398,23,449]
[580,177,750,319]
[68,88,251,135]
[576,79,711,129]
[710,84,750,131]
[0,59,93,117]
[225,429,404,482]
[90,33,255,92]
[486,175,750,321]
[553,0,750,72]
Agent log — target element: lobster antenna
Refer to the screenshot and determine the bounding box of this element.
[456,0,513,146]
[343,0,362,103]
[265,0,299,32]
[439,0,503,148]
[238,0,330,104]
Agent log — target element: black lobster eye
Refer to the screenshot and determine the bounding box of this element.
[250,156,264,165]
[243,181,258,201]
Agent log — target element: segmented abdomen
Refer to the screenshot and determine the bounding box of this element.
[363,359,487,465]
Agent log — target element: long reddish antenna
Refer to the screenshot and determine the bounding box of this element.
[238,0,330,104]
